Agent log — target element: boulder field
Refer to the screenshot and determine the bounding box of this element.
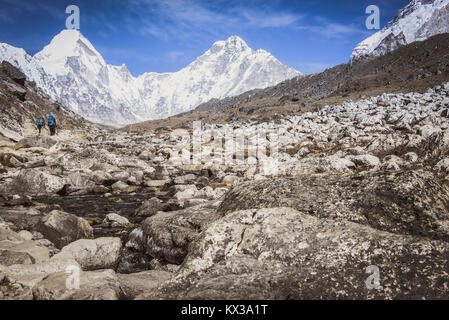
[1,83,449,299]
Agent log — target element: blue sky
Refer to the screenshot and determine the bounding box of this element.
[0,0,411,75]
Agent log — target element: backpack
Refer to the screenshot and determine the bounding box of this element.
[37,118,44,126]
[48,115,55,126]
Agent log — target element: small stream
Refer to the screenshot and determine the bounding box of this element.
[33,189,177,273]
[33,189,162,238]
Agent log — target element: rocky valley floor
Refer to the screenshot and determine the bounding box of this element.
[1,82,449,299]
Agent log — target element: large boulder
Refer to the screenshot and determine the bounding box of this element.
[218,170,449,242]
[117,200,221,273]
[140,200,221,265]
[143,207,449,300]
[36,210,93,249]
[51,238,122,271]
[32,269,122,300]
[5,169,65,196]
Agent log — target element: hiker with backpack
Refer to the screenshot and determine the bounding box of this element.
[47,114,57,136]
[36,116,45,136]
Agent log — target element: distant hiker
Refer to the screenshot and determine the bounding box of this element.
[47,114,57,136]
[37,116,45,136]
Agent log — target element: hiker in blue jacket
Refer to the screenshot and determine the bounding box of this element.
[47,114,57,136]
[36,116,45,136]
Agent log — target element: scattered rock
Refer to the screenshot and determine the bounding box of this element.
[5,170,65,196]
[18,136,57,149]
[134,197,163,217]
[51,237,122,271]
[435,158,449,174]
[111,181,129,192]
[103,213,129,228]
[36,210,93,249]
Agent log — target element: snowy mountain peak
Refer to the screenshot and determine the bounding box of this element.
[351,0,449,61]
[0,31,300,126]
[210,35,251,54]
[35,30,105,75]
[224,35,249,49]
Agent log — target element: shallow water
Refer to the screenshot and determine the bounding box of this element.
[33,191,158,238]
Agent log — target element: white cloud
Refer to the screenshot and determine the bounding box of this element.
[294,16,371,39]
[125,0,304,41]
[242,11,304,28]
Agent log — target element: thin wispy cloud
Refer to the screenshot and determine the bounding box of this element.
[0,0,65,19]
[124,0,307,41]
[294,16,371,39]
[242,11,304,28]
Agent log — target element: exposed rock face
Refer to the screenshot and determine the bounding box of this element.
[36,211,93,249]
[1,61,26,86]
[5,82,26,101]
[144,206,449,300]
[218,171,449,242]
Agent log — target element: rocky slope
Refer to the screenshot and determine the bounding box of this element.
[124,32,449,132]
[0,30,299,126]
[351,0,449,60]
[0,61,95,143]
[0,82,448,299]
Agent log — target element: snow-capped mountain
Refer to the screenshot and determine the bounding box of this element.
[351,0,449,61]
[0,30,300,126]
